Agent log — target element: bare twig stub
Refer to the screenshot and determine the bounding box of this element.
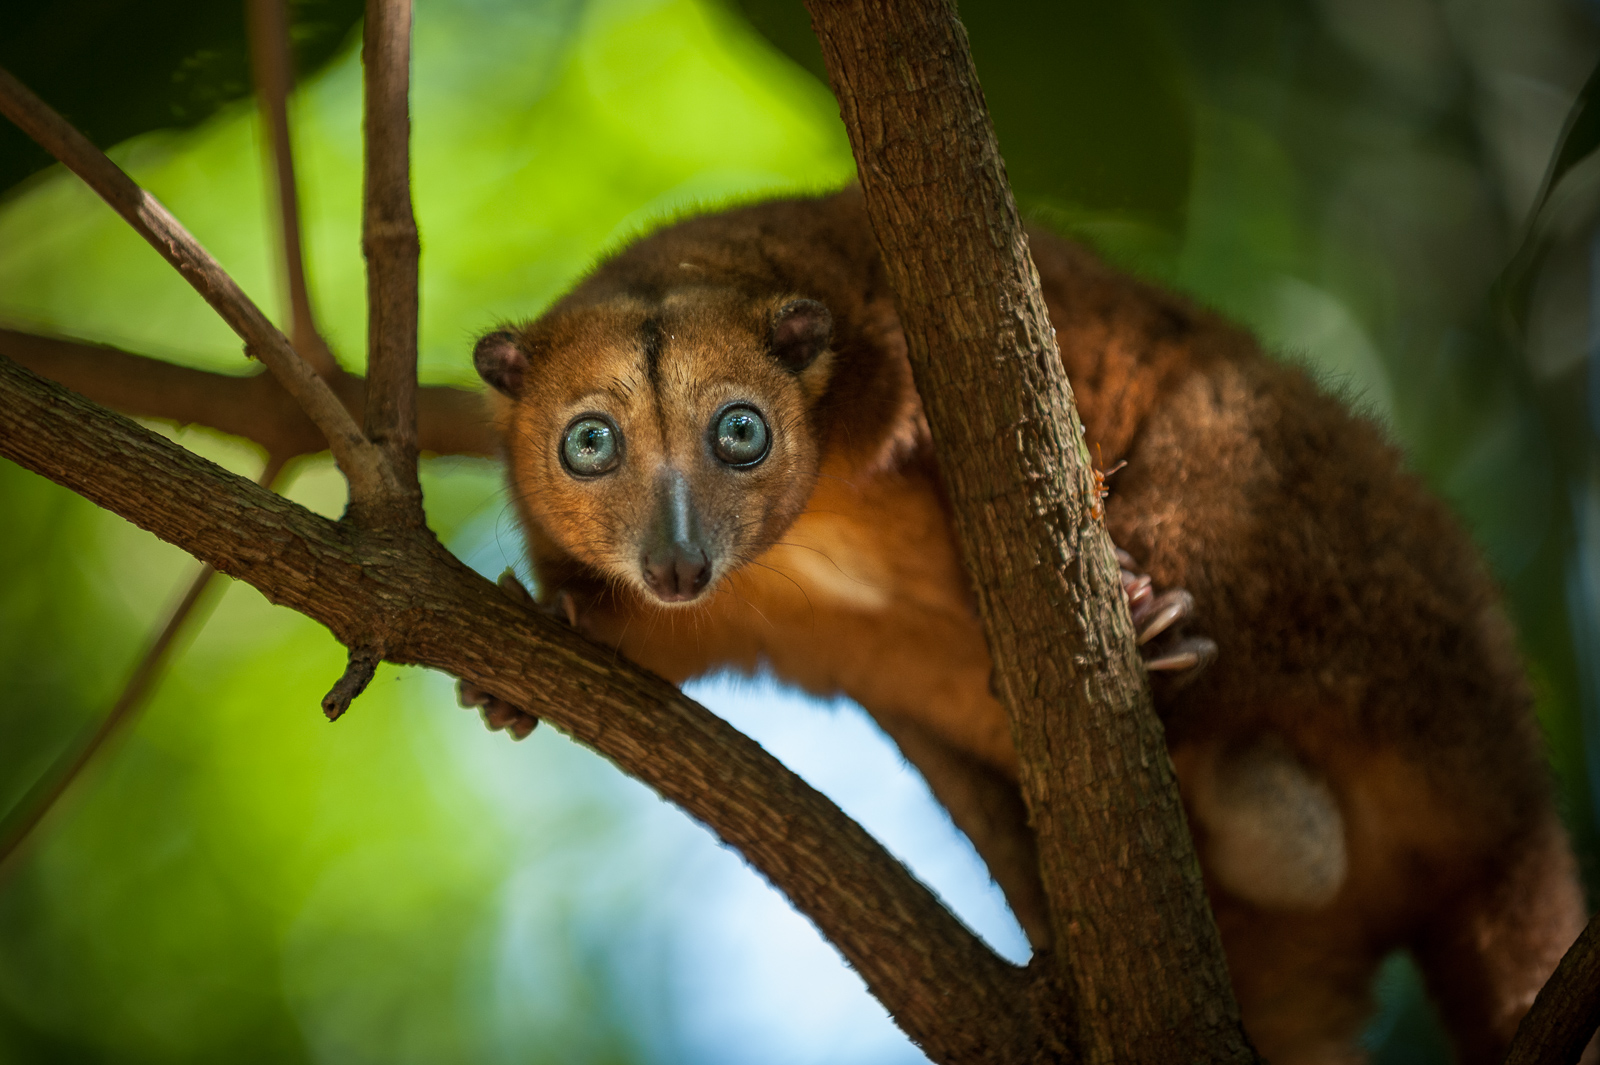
[322,645,382,720]
[0,328,498,460]
[360,0,424,520]
[804,0,1253,1060]
[248,0,340,379]
[0,64,397,508]
[0,353,1038,1063]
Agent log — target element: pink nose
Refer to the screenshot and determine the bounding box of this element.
[642,546,710,602]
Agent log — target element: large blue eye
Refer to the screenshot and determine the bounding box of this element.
[711,405,770,467]
[561,415,621,476]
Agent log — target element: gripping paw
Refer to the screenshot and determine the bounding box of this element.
[457,680,539,740]
[455,569,545,741]
[1116,548,1217,680]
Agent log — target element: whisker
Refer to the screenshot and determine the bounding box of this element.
[742,560,816,627]
[768,540,885,594]
[720,571,777,630]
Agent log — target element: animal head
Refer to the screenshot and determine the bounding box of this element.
[477,288,835,606]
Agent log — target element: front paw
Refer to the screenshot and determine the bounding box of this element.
[1116,548,1217,681]
[506,567,606,637]
[457,680,539,740]
[537,575,624,646]
[453,570,544,741]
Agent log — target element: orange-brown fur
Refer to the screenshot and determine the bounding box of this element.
[477,187,1585,1063]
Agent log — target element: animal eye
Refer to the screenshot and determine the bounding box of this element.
[561,415,621,477]
[711,405,770,467]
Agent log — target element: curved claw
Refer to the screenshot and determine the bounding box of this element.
[497,568,535,607]
[1116,548,1217,683]
[1135,590,1195,646]
[1144,636,1219,674]
[557,589,579,628]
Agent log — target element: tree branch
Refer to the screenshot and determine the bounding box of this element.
[804,0,1253,1060]
[0,64,399,508]
[0,352,1040,1064]
[0,328,498,460]
[360,0,423,521]
[248,0,340,379]
[1505,911,1600,1065]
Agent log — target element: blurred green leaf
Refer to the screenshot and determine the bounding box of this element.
[1528,60,1600,244]
[1500,57,1600,336]
[729,0,1192,236]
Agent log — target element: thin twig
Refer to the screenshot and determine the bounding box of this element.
[0,64,397,508]
[361,0,423,519]
[0,328,499,459]
[248,0,340,379]
[0,454,289,877]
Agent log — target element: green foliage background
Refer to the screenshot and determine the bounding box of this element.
[1,0,1597,1061]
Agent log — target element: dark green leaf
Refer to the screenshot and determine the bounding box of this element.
[0,0,364,198]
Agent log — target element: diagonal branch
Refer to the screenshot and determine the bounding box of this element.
[0,328,498,460]
[0,64,398,508]
[248,0,340,379]
[1504,910,1600,1064]
[0,352,1038,1064]
[360,0,423,521]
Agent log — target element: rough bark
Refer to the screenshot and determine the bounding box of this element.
[803,1,1254,1061]
[0,353,1043,1065]
[1506,912,1600,1065]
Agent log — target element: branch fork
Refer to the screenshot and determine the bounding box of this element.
[0,1,1215,1058]
[36,2,1600,1063]
[0,18,418,526]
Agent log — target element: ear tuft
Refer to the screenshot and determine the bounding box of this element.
[768,299,832,372]
[474,330,529,396]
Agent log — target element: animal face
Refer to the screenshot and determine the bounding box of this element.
[477,289,834,606]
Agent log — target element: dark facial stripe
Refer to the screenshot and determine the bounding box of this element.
[641,317,664,391]
[640,317,669,443]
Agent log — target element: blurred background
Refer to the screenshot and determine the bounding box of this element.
[1,0,1597,1060]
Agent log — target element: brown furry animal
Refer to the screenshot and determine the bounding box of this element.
[469,186,1585,1064]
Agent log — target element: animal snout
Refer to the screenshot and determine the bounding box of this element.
[640,468,712,602]
[642,545,710,602]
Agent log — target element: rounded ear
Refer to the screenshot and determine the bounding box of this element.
[768,299,832,372]
[474,330,529,397]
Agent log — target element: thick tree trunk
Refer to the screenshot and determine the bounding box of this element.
[803,1,1256,1060]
